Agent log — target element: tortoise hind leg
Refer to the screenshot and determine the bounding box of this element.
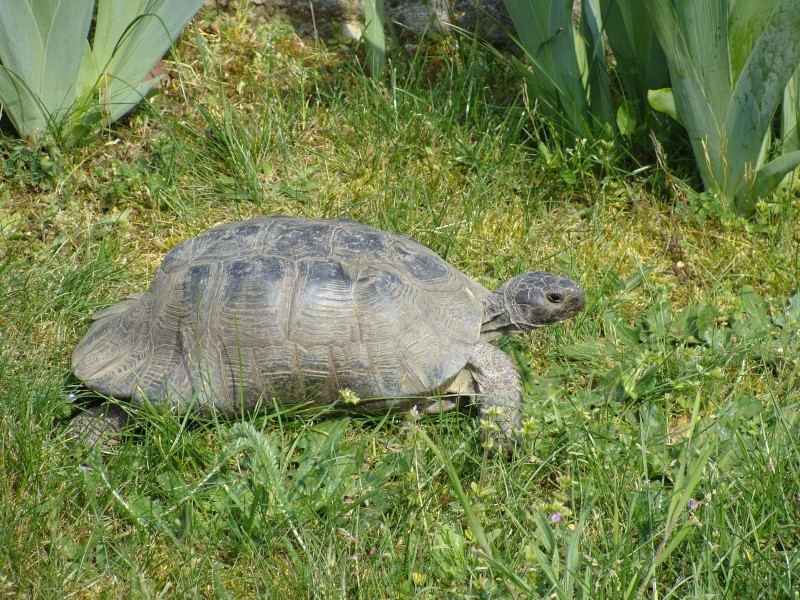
[463,342,523,451]
[67,403,131,447]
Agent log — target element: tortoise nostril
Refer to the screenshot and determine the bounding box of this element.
[546,292,563,304]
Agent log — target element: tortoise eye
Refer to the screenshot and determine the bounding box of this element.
[546,292,563,304]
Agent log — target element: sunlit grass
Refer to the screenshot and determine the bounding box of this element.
[1,6,799,598]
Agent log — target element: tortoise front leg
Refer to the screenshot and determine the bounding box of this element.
[466,342,523,451]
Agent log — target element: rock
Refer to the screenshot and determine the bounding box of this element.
[240,0,514,45]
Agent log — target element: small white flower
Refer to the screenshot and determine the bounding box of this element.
[338,388,360,405]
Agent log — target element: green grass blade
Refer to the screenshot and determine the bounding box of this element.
[636,438,715,597]
[414,428,494,560]
[529,514,570,600]
[563,508,589,599]
[648,522,693,572]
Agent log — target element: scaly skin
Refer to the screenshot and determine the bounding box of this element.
[67,403,130,447]
[465,342,523,451]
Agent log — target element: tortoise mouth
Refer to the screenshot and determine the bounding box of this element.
[554,288,585,320]
[535,284,585,325]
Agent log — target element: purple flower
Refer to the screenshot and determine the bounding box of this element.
[687,499,699,510]
[549,512,563,522]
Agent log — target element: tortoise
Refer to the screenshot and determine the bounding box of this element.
[71,216,584,447]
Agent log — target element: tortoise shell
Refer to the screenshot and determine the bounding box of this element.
[72,216,491,415]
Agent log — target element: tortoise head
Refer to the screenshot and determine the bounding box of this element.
[482,272,584,337]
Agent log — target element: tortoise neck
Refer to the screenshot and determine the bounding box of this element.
[481,291,521,339]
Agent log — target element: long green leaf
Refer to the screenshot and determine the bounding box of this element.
[93,0,149,67]
[0,2,43,89]
[363,0,386,79]
[579,0,615,128]
[726,0,800,207]
[0,0,203,142]
[0,68,42,139]
[414,428,494,560]
[76,40,100,99]
[728,0,781,79]
[636,439,715,598]
[41,0,93,121]
[0,0,91,139]
[738,150,800,212]
[676,0,730,122]
[599,0,669,121]
[783,67,800,153]
[645,0,724,192]
[504,0,593,139]
[646,0,800,213]
[93,0,204,123]
[105,80,159,124]
[0,2,47,137]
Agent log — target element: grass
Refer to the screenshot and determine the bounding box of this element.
[1,5,800,598]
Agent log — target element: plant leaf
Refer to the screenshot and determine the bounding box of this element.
[92,0,204,124]
[93,0,149,69]
[0,0,94,141]
[599,0,670,122]
[616,101,637,134]
[645,0,724,193]
[783,67,800,153]
[735,150,800,213]
[363,0,386,79]
[728,0,781,79]
[504,0,594,140]
[725,0,800,202]
[39,0,93,122]
[0,67,43,139]
[675,0,730,121]
[647,88,681,124]
[580,0,616,129]
[0,2,42,87]
[0,1,46,137]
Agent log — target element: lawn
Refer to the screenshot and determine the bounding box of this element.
[1,6,799,598]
